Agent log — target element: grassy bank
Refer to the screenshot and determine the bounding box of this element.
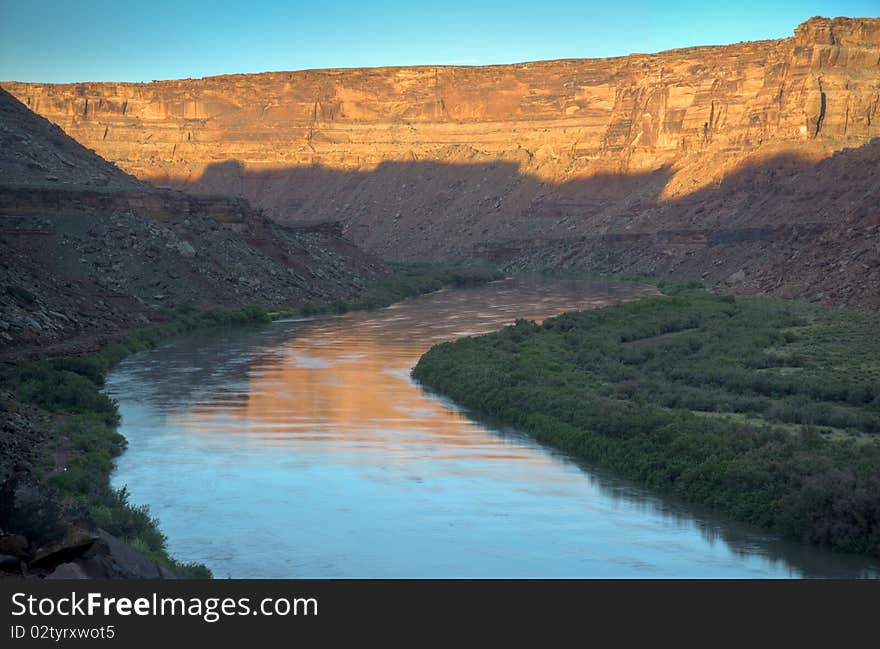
[3,262,499,578]
[412,286,880,557]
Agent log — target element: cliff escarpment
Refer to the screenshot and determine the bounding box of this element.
[4,16,879,308]
[0,88,385,358]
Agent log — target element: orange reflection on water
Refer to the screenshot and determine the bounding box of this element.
[166,279,658,467]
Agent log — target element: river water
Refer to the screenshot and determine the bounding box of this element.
[106,277,880,578]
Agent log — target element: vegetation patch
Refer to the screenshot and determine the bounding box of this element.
[272,262,503,317]
[412,285,880,556]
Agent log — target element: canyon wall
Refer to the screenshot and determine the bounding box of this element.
[0,88,385,357]
[3,16,879,308]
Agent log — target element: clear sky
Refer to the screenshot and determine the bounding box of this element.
[1,1,877,83]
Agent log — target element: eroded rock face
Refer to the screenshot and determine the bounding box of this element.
[4,16,877,193]
[0,88,387,357]
[2,17,879,308]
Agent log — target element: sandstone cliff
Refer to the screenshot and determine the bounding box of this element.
[3,16,879,308]
[0,88,385,357]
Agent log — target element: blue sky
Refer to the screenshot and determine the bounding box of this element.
[1,1,877,82]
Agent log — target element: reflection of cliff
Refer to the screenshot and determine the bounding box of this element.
[167,278,658,458]
[174,334,541,462]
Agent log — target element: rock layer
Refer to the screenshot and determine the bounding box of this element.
[5,17,880,188]
[0,88,385,357]
[3,16,879,308]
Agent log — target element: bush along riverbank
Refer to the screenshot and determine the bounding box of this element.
[271,261,503,317]
[412,286,880,557]
[1,305,273,578]
[1,262,500,579]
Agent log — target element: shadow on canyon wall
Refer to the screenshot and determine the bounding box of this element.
[177,137,880,310]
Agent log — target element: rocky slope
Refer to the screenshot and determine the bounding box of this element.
[0,88,385,358]
[500,138,880,311]
[3,16,879,309]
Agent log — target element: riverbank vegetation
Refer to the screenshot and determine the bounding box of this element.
[1,262,498,577]
[1,305,274,578]
[412,286,880,556]
[274,262,502,317]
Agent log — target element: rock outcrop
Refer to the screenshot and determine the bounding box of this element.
[0,474,178,579]
[0,88,386,357]
[2,16,879,309]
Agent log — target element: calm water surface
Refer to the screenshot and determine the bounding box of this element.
[107,277,880,578]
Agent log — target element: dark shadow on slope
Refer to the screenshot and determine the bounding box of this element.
[179,137,880,310]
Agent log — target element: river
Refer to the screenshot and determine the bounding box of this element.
[106,277,880,578]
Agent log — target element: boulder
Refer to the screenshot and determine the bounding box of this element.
[0,553,21,573]
[77,529,178,579]
[31,526,98,568]
[45,561,89,579]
